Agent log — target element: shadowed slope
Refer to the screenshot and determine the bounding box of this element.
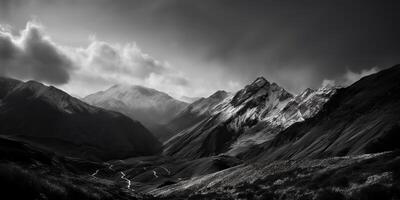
[0,77,162,161]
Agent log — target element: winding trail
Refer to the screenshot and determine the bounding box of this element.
[120,172,132,190]
[91,169,99,178]
[88,162,136,191]
[152,170,159,179]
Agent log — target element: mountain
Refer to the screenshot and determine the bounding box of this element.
[163,77,337,159]
[150,65,400,199]
[178,95,202,103]
[166,90,231,134]
[243,64,400,161]
[0,77,161,161]
[83,85,188,142]
[3,65,400,200]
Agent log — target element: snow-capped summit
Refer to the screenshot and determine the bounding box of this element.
[84,84,187,122]
[231,77,292,107]
[164,77,336,159]
[251,76,268,87]
[83,84,188,142]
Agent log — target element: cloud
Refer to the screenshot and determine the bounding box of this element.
[64,36,191,97]
[82,39,168,79]
[343,67,379,85]
[0,20,192,98]
[1,1,400,97]
[321,66,380,88]
[321,79,336,88]
[0,21,73,84]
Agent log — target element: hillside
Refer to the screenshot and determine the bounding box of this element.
[0,77,162,161]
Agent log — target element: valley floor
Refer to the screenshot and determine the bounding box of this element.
[1,135,399,200]
[93,151,400,200]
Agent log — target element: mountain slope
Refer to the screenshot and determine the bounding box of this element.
[163,77,336,159]
[243,64,400,161]
[0,77,162,161]
[152,151,400,199]
[0,135,142,200]
[166,90,231,134]
[83,85,188,142]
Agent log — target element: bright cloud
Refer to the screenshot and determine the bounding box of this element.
[0,21,191,98]
[0,21,73,84]
[321,67,380,88]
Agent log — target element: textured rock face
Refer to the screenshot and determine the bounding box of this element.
[244,64,400,162]
[150,65,400,199]
[0,77,162,161]
[83,84,188,142]
[164,77,336,159]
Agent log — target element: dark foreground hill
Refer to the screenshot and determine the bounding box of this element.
[0,77,161,161]
[0,136,145,200]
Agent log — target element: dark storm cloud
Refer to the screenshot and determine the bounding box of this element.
[143,0,400,89]
[55,0,397,92]
[0,22,73,84]
[1,0,399,95]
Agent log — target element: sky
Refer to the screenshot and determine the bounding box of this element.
[0,0,400,99]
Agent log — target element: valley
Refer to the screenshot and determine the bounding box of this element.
[0,65,400,199]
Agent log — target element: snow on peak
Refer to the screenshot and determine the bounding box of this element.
[251,77,269,87]
[83,84,188,124]
[164,76,340,159]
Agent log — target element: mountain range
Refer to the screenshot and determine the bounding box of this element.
[149,64,400,199]
[0,64,399,199]
[243,64,400,161]
[163,77,337,159]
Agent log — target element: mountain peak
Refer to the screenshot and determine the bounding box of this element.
[250,76,269,87]
[83,83,188,133]
[231,77,292,107]
[209,90,228,99]
[105,84,173,100]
